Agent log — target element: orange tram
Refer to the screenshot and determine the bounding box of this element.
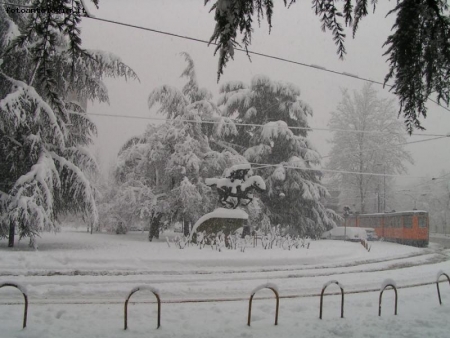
[342,210,429,247]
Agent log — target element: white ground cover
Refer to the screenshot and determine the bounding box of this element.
[1,227,450,337]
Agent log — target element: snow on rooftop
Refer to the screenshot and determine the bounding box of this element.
[349,210,428,217]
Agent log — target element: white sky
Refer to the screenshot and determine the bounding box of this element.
[79,0,450,185]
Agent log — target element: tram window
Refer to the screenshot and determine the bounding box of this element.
[395,217,402,228]
[371,218,377,228]
[404,216,413,228]
[419,216,427,228]
[386,218,392,228]
[384,218,389,228]
[376,218,381,228]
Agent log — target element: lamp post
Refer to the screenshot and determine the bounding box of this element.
[376,163,386,212]
[398,190,428,210]
[431,177,450,234]
[343,206,350,241]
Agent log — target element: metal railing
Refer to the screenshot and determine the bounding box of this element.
[319,280,344,319]
[0,282,28,328]
[379,283,398,316]
[436,271,450,305]
[247,284,279,326]
[124,286,161,330]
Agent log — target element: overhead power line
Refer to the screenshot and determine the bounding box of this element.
[248,162,430,179]
[2,1,449,113]
[321,136,448,159]
[81,16,450,114]
[82,110,438,179]
[403,172,450,191]
[84,112,450,138]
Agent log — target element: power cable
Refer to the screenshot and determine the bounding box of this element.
[321,136,448,159]
[2,3,449,179]
[2,1,450,114]
[247,162,428,178]
[86,113,448,178]
[81,16,450,114]
[397,172,450,191]
[84,112,450,138]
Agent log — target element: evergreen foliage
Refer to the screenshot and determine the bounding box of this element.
[105,53,246,237]
[206,0,450,133]
[326,84,413,213]
[0,0,138,245]
[218,75,338,236]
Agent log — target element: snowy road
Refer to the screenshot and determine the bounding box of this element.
[2,230,450,337]
[1,230,450,304]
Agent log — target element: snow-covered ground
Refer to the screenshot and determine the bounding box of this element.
[1,227,450,337]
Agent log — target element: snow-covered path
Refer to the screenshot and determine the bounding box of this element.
[1,229,449,302]
[2,229,450,337]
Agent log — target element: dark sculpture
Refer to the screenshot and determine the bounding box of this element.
[205,164,266,209]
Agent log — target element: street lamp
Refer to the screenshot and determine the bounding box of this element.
[376,163,386,212]
[430,177,450,234]
[343,206,350,241]
[398,190,428,210]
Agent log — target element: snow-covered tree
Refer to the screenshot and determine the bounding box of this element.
[205,0,450,133]
[392,172,450,233]
[421,174,450,234]
[326,84,413,214]
[218,75,338,236]
[108,53,246,238]
[0,1,138,246]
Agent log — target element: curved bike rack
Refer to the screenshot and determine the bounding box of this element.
[379,283,398,316]
[124,286,161,330]
[247,283,279,326]
[436,271,450,305]
[0,282,28,328]
[319,280,344,319]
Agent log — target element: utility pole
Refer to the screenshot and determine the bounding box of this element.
[383,165,386,212]
[377,189,380,213]
[376,163,386,213]
[343,206,350,241]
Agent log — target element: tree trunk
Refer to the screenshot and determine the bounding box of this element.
[183,218,190,236]
[148,213,162,241]
[8,222,15,247]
